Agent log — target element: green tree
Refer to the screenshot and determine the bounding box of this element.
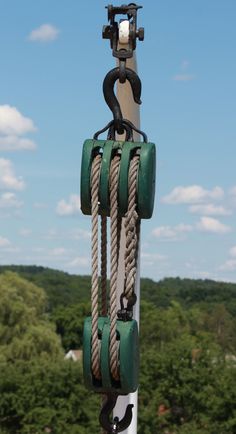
[52,303,90,350]
[0,272,62,361]
[0,359,100,434]
[203,304,236,352]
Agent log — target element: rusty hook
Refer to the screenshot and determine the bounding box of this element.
[99,394,134,433]
[103,67,142,135]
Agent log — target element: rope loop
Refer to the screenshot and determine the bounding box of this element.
[90,149,140,382]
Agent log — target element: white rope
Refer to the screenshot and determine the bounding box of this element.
[91,154,102,380]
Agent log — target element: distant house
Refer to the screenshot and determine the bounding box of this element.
[65,349,82,362]
[225,354,236,364]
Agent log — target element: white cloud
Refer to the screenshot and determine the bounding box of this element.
[162,185,224,205]
[220,247,236,272]
[56,194,81,216]
[152,217,230,241]
[230,246,236,257]
[71,228,91,240]
[0,105,37,152]
[19,228,32,237]
[43,227,91,243]
[141,252,167,261]
[175,223,193,232]
[189,203,231,216]
[0,105,36,136]
[67,256,90,268]
[0,236,11,247]
[49,247,67,256]
[153,226,176,239]
[152,223,192,240]
[220,259,236,272]
[141,252,167,266]
[229,186,236,196]
[197,216,231,234]
[0,192,23,208]
[29,24,59,42]
[0,159,25,190]
[173,74,195,81]
[173,60,195,81]
[0,136,36,151]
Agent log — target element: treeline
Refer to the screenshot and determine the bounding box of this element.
[1,265,236,313]
[1,267,236,433]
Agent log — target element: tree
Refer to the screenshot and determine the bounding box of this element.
[203,304,236,352]
[0,360,100,434]
[0,272,62,361]
[52,303,90,350]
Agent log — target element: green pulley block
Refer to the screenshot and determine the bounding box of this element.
[80,139,156,218]
[83,316,139,395]
[119,140,156,219]
[80,139,120,216]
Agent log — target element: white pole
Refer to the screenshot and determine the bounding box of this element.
[114,52,140,434]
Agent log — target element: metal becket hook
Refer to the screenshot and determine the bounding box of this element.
[103,67,142,135]
[99,394,134,433]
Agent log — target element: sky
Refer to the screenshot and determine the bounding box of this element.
[0,0,236,283]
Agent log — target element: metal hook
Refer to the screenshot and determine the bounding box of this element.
[103,67,142,135]
[99,394,134,433]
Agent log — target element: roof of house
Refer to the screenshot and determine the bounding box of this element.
[65,349,82,361]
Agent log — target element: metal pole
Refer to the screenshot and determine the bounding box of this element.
[114,53,140,434]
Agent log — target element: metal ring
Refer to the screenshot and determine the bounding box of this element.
[122,119,148,143]
[93,119,147,143]
[93,121,114,140]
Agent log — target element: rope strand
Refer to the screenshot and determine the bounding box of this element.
[101,215,107,316]
[91,154,102,380]
[124,155,140,301]
[109,154,121,381]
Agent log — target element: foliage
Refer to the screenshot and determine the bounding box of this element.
[2,266,236,314]
[138,302,236,434]
[0,272,62,362]
[0,266,91,310]
[52,303,90,351]
[1,267,236,432]
[0,359,100,434]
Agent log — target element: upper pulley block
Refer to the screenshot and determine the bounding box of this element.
[102,3,144,59]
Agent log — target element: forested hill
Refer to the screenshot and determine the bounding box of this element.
[1,264,236,314]
[1,267,236,432]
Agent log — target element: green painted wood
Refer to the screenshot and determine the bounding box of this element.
[138,142,156,218]
[100,140,120,216]
[118,319,139,393]
[118,141,138,216]
[83,316,139,394]
[80,139,156,219]
[80,139,103,215]
[83,316,108,391]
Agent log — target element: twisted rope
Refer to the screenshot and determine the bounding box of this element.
[124,155,140,301]
[90,151,140,385]
[91,154,102,380]
[101,215,107,316]
[101,215,108,434]
[109,154,121,381]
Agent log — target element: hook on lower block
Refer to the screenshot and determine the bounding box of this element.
[99,394,134,433]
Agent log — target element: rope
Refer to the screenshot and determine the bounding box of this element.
[109,154,121,381]
[100,213,108,434]
[101,215,107,316]
[90,152,140,384]
[91,154,102,380]
[124,155,140,301]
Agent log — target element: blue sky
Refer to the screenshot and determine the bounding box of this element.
[0,0,236,282]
